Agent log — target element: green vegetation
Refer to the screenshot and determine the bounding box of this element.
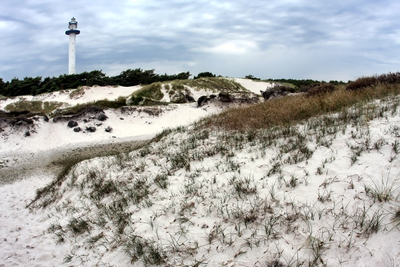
[193,71,217,79]
[128,82,164,105]
[126,77,247,106]
[245,74,261,80]
[5,100,63,114]
[265,78,346,89]
[172,77,247,92]
[0,69,191,97]
[50,97,127,117]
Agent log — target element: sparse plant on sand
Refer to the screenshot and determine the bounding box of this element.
[364,172,399,202]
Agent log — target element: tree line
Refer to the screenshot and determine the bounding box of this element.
[265,78,346,88]
[0,69,348,98]
[0,69,191,97]
[244,75,347,88]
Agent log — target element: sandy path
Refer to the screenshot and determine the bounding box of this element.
[0,135,152,185]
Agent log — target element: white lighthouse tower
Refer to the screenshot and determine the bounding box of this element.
[65,17,80,74]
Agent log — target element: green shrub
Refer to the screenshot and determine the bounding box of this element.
[245,74,260,80]
[194,72,217,79]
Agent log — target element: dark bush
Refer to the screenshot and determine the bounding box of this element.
[346,72,400,91]
[306,83,336,97]
[261,85,291,100]
[194,72,216,79]
[245,75,260,80]
[376,72,400,84]
[346,76,377,91]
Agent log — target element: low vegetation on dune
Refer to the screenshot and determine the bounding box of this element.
[128,82,166,106]
[28,73,400,266]
[5,100,63,114]
[50,96,128,118]
[1,77,250,118]
[176,77,247,92]
[128,77,248,106]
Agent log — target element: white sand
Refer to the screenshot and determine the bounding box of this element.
[232,78,276,94]
[1,79,399,266]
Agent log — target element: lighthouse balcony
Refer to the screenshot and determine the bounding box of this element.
[65,30,80,35]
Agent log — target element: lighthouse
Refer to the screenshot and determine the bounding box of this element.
[65,17,80,74]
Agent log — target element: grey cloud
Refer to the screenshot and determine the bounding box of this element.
[0,0,399,81]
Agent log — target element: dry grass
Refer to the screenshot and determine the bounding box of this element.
[69,87,86,98]
[305,83,336,97]
[200,83,400,131]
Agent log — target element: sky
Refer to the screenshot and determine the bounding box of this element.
[0,0,399,82]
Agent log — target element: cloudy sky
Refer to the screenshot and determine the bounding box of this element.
[1,0,399,82]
